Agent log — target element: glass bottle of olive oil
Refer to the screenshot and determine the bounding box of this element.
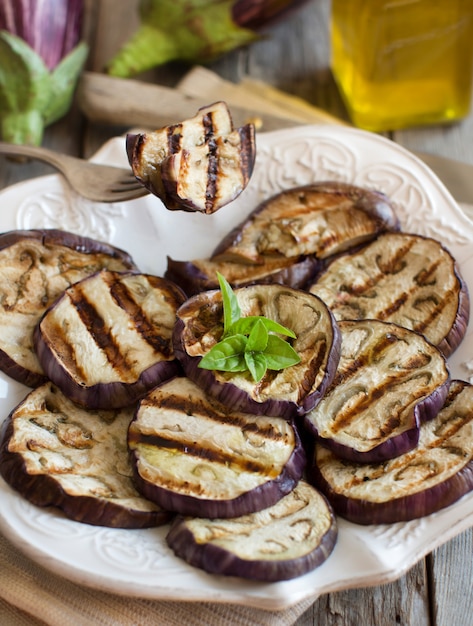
[331,0,473,131]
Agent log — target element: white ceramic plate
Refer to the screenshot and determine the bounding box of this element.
[0,125,473,611]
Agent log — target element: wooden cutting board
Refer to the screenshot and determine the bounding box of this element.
[78,66,347,132]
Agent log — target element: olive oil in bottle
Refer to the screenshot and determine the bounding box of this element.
[331,0,473,131]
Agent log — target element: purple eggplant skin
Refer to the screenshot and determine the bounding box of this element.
[126,133,157,196]
[0,229,138,388]
[231,0,309,32]
[0,348,45,389]
[164,254,320,296]
[310,444,473,526]
[305,378,450,464]
[126,133,139,167]
[165,485,337,582]
[129,420,307,519]
[0,417,172,529]
[166,518,336,582]
[309,380,473,525]
[440,265,470,358]
[172,285,342,420]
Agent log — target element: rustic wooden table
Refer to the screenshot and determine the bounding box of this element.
[1,1,472,624]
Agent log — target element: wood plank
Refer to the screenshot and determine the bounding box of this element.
[428,530,473,626]
[294,561,430,626]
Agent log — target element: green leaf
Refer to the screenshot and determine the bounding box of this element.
[244,351,268,382]
[44,42,88,125]
[264,335,301,370]
[107,23,178,77]
[217,273,241,334]
[229,315,296,338]
[107,0,258,77]
[0,33,88,145]
[198,334,247,372]
[0,110,44,147]
[0,32,50,114]
[198,273,300,382]
[246,319,269,353]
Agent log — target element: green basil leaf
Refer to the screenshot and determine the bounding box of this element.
[229,315,296,338]
[245,318,268,353]
[244,351,268,382]
[198,334,247,371]
[217,272,241,334]
[198,274,300,381]
[264,335,301,370]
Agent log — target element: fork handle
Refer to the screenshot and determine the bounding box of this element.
[0,141,71,171]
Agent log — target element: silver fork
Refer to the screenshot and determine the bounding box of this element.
[0,141,149,203]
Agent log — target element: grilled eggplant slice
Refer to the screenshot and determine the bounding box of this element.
[211,181,400,264]
[311,379,473,524]
[304,319,450,463]
[0,382,171,528]
[126,101,256,214]
[173,284,341,419]
[128,377,306,518]
[34,270,186,409]
[308,232,470,357]
[166,480,337,582]
[0,229,137,388]
[165,254,319,295]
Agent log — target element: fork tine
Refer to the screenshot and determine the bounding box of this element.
[109,180,147,193]
[108,187,150,201]
[115,177,143,188]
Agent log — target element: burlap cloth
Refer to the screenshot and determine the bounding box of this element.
[0,531,315,625]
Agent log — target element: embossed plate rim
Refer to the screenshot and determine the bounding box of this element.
[0,125,472,610]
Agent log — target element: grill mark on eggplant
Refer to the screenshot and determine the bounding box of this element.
[330,372,432,435]
[378,294,409,318]
[203,112,218,214]
[414,258,442,286]
[66,288,130,372]
[128,430,277,475]
[105,274,172,357]
[42,314,90,382]
[411,289,457,335]
[331,331,401,388]
[298,337,328,402]
[140,392,289,440]
[167,124,182,153]
[375,237,414,275]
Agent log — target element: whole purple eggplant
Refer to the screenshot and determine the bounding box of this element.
[107,0,307,77]
[0,0,88,145]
